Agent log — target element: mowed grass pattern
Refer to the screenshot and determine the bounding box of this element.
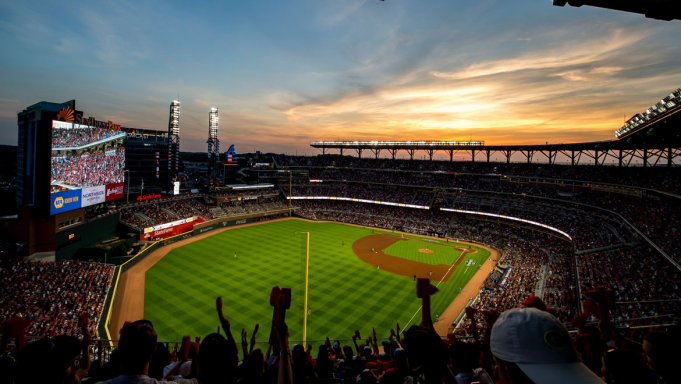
[145,220,490,344]
[382,239,463,266]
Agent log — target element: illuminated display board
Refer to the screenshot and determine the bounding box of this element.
[50,114,126,215]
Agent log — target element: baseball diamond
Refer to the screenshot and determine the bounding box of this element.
[109,218,494,344]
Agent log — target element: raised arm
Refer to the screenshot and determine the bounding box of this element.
[250,323,260,354]
[241,329,249,359]
[416,278,438,330]
[352,334,361,355]
[216,296,239,357]
[75,314,91,381]
[371,328,380,355]
[465,306,479,341]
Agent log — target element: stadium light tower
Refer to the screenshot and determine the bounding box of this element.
[168,100,181,182]
[207,107,220,176]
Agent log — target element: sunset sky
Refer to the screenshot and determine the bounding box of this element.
[1,0,680,158]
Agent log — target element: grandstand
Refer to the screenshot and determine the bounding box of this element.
[4,85,681,383]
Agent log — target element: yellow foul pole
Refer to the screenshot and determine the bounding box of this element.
[302,231,310,345]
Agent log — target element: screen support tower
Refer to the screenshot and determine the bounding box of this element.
[207,107,220,177]
[168,100,181,184]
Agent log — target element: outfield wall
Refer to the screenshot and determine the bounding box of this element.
[55,213,122,260]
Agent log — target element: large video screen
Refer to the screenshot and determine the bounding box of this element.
[50,120,126,215]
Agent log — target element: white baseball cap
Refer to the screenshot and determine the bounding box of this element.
[491,307,603,384]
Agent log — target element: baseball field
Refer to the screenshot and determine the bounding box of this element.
[141,219,492,343]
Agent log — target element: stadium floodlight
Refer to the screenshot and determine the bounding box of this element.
[616,87,681,137]
[169,100,181,136]
[168,99,181,176]
[209,108,219,139]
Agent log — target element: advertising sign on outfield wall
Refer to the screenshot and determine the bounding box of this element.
[141,221,195,241]
[143,217,194,234]
[195,217,253,235]
[81,185,106,207]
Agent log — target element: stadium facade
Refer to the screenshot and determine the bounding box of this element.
[12,100,175,260]
[122,127,170,195]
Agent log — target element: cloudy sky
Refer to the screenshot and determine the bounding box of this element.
[1,0,680,157]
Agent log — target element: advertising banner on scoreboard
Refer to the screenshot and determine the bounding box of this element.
[105,183,125,201]
[50,116,125,215]
[50,189,82,215]
[141,218,194,241]
[81,185,106,207]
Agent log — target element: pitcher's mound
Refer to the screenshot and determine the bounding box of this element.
[418,248,433,254]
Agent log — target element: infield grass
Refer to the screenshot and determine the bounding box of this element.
[144,219,489,346]
[382,240,463,266]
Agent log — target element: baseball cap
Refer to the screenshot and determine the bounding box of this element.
[491,307,602,384]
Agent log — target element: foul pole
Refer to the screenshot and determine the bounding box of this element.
[302,231,310,345]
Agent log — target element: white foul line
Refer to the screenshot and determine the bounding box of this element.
[402,259,461,330]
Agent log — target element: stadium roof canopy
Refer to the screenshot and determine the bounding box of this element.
[553,0,681,21]
[310,105,681,166]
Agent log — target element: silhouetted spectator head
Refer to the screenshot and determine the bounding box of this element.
[449,341,479,375]
[601,348,653,384]
[118,320,157,375]
[13,335,81,384]
[200,332,238,384]
[291,344,306,364]
[393,348,408,371]
[403,325,448,382]
[362,345,374,360]
[359,369,378,384]
[491,307,602,384]
[643,327,681,383]
[148,342,171,380]
[0,355,14,384]
[316,345,334,378]
[342,345,354,361]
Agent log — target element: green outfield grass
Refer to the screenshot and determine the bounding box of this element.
[144,220,490,345]
[382,239,463,266]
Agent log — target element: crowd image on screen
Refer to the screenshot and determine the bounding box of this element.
[52,127,124,149]
[51,144,125,189]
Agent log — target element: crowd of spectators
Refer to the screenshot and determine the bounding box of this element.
[0,260,114,340]
[119,209,152,230]
[51,146,125,188]
[274,154,681,194]
[276,155,681,263]
[52,127,123,148]
[464,239,550,329]
[118,197,294,230]
[6,276,679,383]
[577,246,681,325]
[84,204,116,222]
[294,186,680,331]
[290,183,625,252]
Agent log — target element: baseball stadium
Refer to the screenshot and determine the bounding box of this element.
[2,2,681,384]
